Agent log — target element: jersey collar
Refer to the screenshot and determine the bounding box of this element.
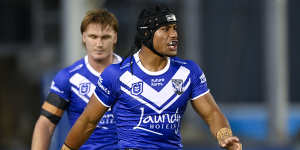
[134,50,170,76]
[85,53,122,77]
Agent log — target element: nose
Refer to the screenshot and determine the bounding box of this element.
[169,28,177,38]
[96,38,103,47]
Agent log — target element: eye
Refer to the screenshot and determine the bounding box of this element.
[174,25,177,31]
[102,35,112,40]
[161,27,168,32]
[89,34,97,39]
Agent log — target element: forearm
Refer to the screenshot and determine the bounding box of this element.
[205,109,243,150]
[31,116,56,150]
[191,93,231,137]
[63,94,108,149]
[64,114,98,149]
[205,109,231,138]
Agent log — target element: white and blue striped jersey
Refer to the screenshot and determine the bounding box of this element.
[49,54,122,150]
[94,52,209,150]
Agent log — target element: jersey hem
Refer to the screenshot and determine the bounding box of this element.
[93,91,110,108]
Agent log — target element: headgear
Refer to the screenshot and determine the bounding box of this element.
[136,5,177,57]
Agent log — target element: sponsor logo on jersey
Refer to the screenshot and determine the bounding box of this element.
[79,82,90,95]
[97,113,115,128]
[200,73,207,83]
[151,78,165,87]
[133,107,181,135]
[96,108,114,128]
[131,82,143,96]
[97,76,110,95]
[172,79,184,95]
[120,62,131,69]
[50,81,64,94]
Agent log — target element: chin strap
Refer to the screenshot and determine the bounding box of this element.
[144,40,165,57]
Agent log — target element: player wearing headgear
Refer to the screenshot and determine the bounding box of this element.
[61,5,242,150]
[32,9,122,150]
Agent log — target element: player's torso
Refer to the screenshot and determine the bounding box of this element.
[67,68,114,128]
[60,58,117,149]
[115,57,193,149]
[64,58,114,128]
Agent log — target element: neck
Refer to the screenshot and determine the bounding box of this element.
[139,45,168,72]
[87,54,114,74]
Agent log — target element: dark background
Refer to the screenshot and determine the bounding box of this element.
[0,0,299,149]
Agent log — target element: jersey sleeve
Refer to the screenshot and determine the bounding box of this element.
[187,60,210,100]
[49,69,71,102]
[94,64,120,107]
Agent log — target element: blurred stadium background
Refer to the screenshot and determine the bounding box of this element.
[0,0,300,150]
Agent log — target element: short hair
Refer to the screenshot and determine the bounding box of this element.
[80,9,119,34]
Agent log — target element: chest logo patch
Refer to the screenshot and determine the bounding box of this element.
[171,79,184,95]
[131,82,143,96]
[79,82,90,95]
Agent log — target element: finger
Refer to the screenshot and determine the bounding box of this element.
[234,142,242,150]
[239,143,242,150]
[219,140,227,148]
[221,138,241,149]
[224,136,240,145]
[220,142,226,148]
[230,136,240,142]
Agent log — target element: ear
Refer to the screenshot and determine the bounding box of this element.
[82,32,87,43]
[113,32,118,45]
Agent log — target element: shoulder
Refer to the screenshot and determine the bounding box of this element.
[113,53,123,64]
[171,57,204,75]
[101,57,132,80]
[104,63,122,74]
[118,56,133,70]
[65,58,85,73]
[100,63,123,83]
[54,58,85,80]
[171,57,200,68]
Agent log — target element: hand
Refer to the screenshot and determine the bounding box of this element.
[219,136,242,150]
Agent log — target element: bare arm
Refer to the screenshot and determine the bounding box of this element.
[191,92,229,135]
[191,92,242,150]
[31,115,56,150]
[62,94,108,150]
[31,100,65,150]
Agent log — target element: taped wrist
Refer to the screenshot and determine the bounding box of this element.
[216,128,233,142]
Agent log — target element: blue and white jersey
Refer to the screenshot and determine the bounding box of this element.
[94,52,209,150]
[49,54,122,150]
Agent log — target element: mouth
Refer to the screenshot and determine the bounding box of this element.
[167,40,178,50]
[94,50,105,53]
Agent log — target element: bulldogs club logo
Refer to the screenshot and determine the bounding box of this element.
[79,82,90,95]
[131,82,143,96]
[172,79,184,95]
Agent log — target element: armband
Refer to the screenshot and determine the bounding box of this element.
[41,109,61,125]
[46,92,69,110]
[40,93,69,124]
[216,128,233,142]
